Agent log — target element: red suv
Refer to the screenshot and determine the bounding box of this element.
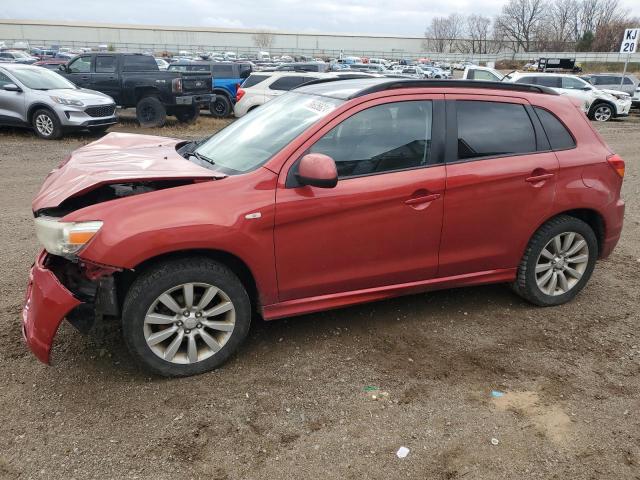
[24,79,625,376]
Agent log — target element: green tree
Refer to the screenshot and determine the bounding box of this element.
[576,31,594,51]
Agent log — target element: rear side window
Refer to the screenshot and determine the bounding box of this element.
[122,55,158,71]
[517,76,561,88]
[456,101,536,160]
[242,74,269,88]
[269,76,314,91]
[534,107,576,150]
[238,64,252,79]
[95,56,116,73]
[211,64,235,77]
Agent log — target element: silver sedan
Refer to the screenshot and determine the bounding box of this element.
[0,63,117,139]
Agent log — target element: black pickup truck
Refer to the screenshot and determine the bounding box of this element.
[57,53,214,127]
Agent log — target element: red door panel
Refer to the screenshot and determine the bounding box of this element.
[439,95,559,277]
[274,166,446,301]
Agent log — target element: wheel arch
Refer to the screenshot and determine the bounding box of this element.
[589,99,615,118]
[212,88,233,101]
[27,103,59,123]
[134,86,161,103]
[118,248,260,313]
[533,208,605,256]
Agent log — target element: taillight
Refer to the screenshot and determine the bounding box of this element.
[607,154,625,178]
[236,88,245,102]
[172,78,183,94]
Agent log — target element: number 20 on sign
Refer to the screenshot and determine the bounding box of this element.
[620,28,639,54]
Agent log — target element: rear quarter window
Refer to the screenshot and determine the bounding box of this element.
[242,74,270,88]
[269,76,315,91]
[211,64,235,77]
[534,107,576,150]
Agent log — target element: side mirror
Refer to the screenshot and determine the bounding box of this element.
[581,86,592,91]
[2,83,21,92]
[58,64,67,72]
[296,153,338,188]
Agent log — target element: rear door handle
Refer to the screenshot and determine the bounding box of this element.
[81,76,90,80]
[525,173,554,183]
[404,193,441,205]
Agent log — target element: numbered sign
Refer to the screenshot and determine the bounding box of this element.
[620,28,639,54]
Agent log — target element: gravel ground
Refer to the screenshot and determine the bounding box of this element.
[0,109,639,480]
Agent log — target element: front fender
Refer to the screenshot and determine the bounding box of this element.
[66,169,279,304]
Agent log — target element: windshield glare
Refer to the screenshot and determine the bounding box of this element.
[11,67,77,90]
[195,92,343,174]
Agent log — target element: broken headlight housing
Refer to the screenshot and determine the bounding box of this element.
[35,217,103,258]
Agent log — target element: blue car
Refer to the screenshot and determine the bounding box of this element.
[167,61,253,117]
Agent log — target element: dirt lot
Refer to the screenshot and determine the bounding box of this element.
[0,109,639,480]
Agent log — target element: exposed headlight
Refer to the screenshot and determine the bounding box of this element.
[35,217,102,258]
[50,96,84,107]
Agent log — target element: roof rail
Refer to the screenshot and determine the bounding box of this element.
[295,74,380,88]
[349,79,559,98]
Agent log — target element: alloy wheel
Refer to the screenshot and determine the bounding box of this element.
[144,282,236,364]
[593,105,612,122]
[535,232,589,296]
[35,114,54,136]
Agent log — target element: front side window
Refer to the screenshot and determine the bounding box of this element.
[517,76,561,88]
[562,76,588,90]
[456,101,536,160]
[472,70,502,81]
[68,56,91,73]
[309,101,433,178]
[0,72,12,87]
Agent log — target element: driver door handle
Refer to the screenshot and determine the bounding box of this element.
[404,193,441,205]
[525,173,554,183]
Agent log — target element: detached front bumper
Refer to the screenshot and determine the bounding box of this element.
[22,251,81,364]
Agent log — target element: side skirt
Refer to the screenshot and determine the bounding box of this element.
[262,268,517,320]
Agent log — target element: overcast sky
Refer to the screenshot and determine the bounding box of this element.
[1,0,637,36]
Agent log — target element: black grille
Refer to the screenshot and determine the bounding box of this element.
[85,105,116,118]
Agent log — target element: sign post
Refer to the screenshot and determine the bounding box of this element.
[619,28,639,88]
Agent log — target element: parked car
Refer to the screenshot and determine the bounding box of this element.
[0,50,38,64]
[422,66,452,79]
[57,53,215,127]
[581,73,639,97]
[33,58,69,70]
[234,72,324,117]
[0,63,117,139]
[506,72,632,122]
[168,61,252,117]
[22,77,625,376]
[463,67,632,121]
[274,62,330,73]
[633,84,640,108]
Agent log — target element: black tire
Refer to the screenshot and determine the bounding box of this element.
[32,108,62,139]
[512,215,598,306]
[136,96,166,128]
[122,257,251,377]
[589,102,613,122]
[174,104,200,124]
[210,95,232,117]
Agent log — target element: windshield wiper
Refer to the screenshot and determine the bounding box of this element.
[189,150,215,165]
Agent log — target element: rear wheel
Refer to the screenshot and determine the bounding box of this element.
[122,258,251,377]
[136,96,166,128]
[513,215,598,306]
[174,104,200,124]
[590,103,613,122]
[32,108,62,139]
[210,95,232,117]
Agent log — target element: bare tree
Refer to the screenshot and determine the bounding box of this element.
[252,31,274,50]
[467,14,493,53]
[424,14,465,52]
[495,0,547,52]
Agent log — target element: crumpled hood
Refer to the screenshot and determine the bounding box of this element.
[599,88,630,98]
[33,132,219,211]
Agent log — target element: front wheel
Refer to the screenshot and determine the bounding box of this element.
[32,108,62,139]
[512,215,598,306]
[589,103,613,122]
[122,258,251,377]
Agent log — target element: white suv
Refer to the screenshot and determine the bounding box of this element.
[463,66,631,122]
[234,72,376,117]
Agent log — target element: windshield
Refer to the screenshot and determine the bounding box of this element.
[11,67,77,90]
[195,92,343,174]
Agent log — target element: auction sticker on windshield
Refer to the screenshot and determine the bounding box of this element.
[304,99,337,114]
